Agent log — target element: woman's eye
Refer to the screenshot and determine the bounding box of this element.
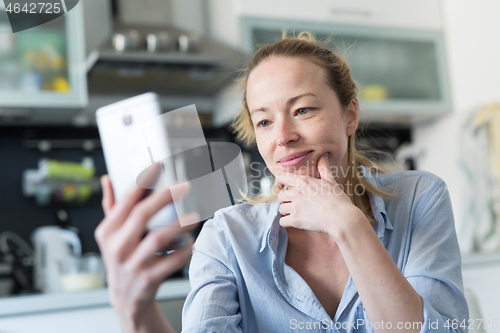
[297,108,311,116]
[257,120,270,128]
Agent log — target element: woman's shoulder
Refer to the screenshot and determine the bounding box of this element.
[367,167,447,195]
[367,168,453,229]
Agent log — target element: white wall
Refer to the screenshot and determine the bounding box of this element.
[413,0,500,253]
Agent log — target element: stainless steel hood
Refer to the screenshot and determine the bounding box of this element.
[88,22,247,97]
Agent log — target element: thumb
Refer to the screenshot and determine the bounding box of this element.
[317,153,334,182]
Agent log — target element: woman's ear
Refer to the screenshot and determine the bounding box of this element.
[345,99,359,136]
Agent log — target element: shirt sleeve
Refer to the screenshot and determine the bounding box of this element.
[402,179,469,333]
[181,217,243,333]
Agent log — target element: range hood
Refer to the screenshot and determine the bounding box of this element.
[88,22,247,97]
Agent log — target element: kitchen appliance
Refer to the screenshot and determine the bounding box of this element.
[31,226,82,293]
[112,30,144,52]
[0,231,35,295]
[89,22,246,99]
[0,254,14,297]
[147,31,174,52]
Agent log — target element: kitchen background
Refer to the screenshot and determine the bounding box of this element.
[0,0,499,332]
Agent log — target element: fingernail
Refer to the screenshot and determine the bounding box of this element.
[178,182,190,194]
[323,153,329,159]
[180,212,200,227]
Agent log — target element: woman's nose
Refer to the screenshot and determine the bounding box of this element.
[276,120,299,147]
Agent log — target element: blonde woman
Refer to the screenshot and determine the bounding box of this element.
[96,32,468,332]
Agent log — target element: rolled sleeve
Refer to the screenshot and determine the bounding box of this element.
[403,180,469,333]
[182,218,242,333]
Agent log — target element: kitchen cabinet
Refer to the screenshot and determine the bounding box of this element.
[207,0,449,125]
[234,0,442,31]
[0,2,87,109]
[240,18,450,124]
[0,278,189,333]
[462,253,500,331]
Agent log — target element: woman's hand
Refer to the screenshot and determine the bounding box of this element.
[276,153,366,240]
[95,168,198,332]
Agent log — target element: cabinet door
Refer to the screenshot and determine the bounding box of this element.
[241,18,451,122]
[0,2,87,108]
[0,306,122,333]
[236,0,442,31]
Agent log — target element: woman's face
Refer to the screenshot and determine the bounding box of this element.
[246,56,358,183]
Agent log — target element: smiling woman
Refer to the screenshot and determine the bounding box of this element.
[96,31,468,333]
[182,31,469,332]
[231,31,398,227]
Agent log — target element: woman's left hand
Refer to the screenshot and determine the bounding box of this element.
[276,153,365,239]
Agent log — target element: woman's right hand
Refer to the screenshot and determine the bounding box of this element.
[95,171,198,332]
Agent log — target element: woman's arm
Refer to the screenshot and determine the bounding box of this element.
[182,219,243,333]
[117,302,176,333]
[331,179,466,333]
[95,174,198,333]
[333,211,424,332]
[276,155,467,333]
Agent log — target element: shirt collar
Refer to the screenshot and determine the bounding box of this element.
[259,164,393,252]
[260,199,281,252]
[358,164,393,239]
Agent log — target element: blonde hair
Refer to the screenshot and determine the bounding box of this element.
[230,31,399,226]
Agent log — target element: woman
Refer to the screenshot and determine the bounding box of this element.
[96,32,468,332]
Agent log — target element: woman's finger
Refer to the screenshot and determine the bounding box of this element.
[274,172,307,192]
[279,214,293,228]
[147,236,194,283]
[127,214,199,269]
[277,187,292,203]
[99,164,163,239]
[101,175,115,216]
[278,202,291,216]
[119,183,191,244]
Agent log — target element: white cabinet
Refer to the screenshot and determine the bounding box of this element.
[206,0,443,49]
[207,0,450,124]
[0,2,87,108]
[235,0,442,31]
[0,298,186,333]
[0,306,123,333]
[0,279,189,333]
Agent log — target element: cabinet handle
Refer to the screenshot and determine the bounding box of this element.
[330,7,373,18]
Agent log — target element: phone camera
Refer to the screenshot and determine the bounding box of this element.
[123,114,132,126]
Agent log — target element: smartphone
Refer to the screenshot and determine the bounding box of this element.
[96,92,182,230]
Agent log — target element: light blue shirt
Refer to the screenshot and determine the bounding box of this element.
[182,165,469,332]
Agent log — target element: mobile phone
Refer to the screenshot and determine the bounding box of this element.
[96,92,182,230]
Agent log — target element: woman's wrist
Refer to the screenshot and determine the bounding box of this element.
[327,207,370,245]
[118,301,175,333]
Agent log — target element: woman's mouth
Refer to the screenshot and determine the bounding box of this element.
[278,151,313,167]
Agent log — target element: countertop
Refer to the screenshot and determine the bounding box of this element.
[0,252,498,318]
[0,278,190,317]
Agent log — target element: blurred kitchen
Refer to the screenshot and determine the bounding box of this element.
[0,0,499,332]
